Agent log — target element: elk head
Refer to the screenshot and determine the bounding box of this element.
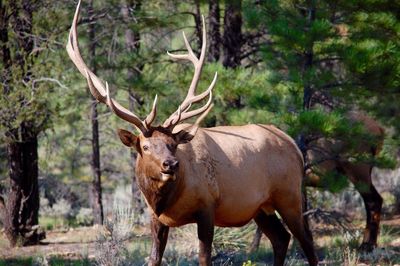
[66,0,217,182]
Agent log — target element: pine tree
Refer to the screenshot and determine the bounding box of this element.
[244,0,398,179]
[0,0,70,246]
[244,0,399,251]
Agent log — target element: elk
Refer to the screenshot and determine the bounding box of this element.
[67,1,318,265]
[251,112,384,253]
[305,111,385,252]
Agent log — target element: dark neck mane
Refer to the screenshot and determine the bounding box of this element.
[136,171,183,216]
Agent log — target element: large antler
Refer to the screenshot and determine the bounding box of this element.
[163,16,218,129]
[66,0,157,134]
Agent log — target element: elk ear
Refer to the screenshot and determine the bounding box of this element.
[117,129,138,147]
[174,124,199,144]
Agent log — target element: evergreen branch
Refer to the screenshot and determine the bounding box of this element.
[314,56,342,64]
[148,26,195,51]
[32,77,68,90]
[240,46,262,60]
[244,59,263,68]
[303,208,354,233]
[305,155,339,170]
[58,12,107,35]
[178,11,197,20]
[320,82,363,90]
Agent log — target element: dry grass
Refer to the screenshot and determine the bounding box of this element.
[0,216,399,265]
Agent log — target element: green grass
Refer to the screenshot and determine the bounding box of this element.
[0,257,91,266]
[0,258,33,266]
[39,216,81,231]
[379,224,400,245]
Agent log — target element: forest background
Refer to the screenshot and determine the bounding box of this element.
[0,0,399,265]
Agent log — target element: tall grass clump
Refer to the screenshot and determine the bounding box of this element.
[342,246,360,266]
[94,199,135,266]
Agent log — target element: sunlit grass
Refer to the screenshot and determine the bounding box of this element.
[1,214,400,266]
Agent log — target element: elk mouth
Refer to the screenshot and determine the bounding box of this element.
[160,170,176,182]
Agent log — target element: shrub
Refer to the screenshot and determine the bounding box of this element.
[76,208,93,226]
[94,200,135,266]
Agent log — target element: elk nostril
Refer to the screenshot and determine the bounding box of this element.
[162,159,179,171]
[162,160,170,168]
[171,160,179,170]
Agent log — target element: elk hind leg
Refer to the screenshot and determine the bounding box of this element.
[354,179,382,251]
[254,211,290,266]
[345,164,383,252]
[359,184,383,252]
[276,203,318,266]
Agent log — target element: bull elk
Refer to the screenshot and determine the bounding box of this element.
[67,1,318,265]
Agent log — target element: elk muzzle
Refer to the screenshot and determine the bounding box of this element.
[160,158,179,182]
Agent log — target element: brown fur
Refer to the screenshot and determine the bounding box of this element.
[119,123,318,266]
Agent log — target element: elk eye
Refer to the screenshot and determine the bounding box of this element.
[143,145,149,151]
[167,143,177,151]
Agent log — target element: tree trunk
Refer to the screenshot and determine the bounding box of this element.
[222,0,242,68]
[0,0,11,89]
[0,1,44,247]
[208,0,221,62]
[302,5,316,110]
[4,134,23,247]
[299,3,317,246]
[222,0,243,109]
[194,0,202,54]
[121,0,145,216]
[20,124,39,230]
[88,0,104,225]
[3,127,44,247]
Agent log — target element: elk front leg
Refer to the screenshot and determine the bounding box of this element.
[196,210,214,266]
[149,214,169,266]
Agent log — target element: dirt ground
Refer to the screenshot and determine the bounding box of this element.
[0,227,101,260]
[0,217,400,264]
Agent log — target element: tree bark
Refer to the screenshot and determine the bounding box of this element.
[0,0,44,247]
[298,3,317,247]
[88,0,104,225]
[222,0,242,68]
[20,124,39,230]
[0,0,11,89]
[221,0,243,110]
[208,0,221,62]
[3,128,43,247]
[194,0,202,54]
[302,6,316,110]
[4,134,23,247]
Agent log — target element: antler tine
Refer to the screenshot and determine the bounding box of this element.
[163,15,217,129]
[103,82,147,133]
[144,95,158,127]
[67,0,157,133]
[179,91,213,122]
